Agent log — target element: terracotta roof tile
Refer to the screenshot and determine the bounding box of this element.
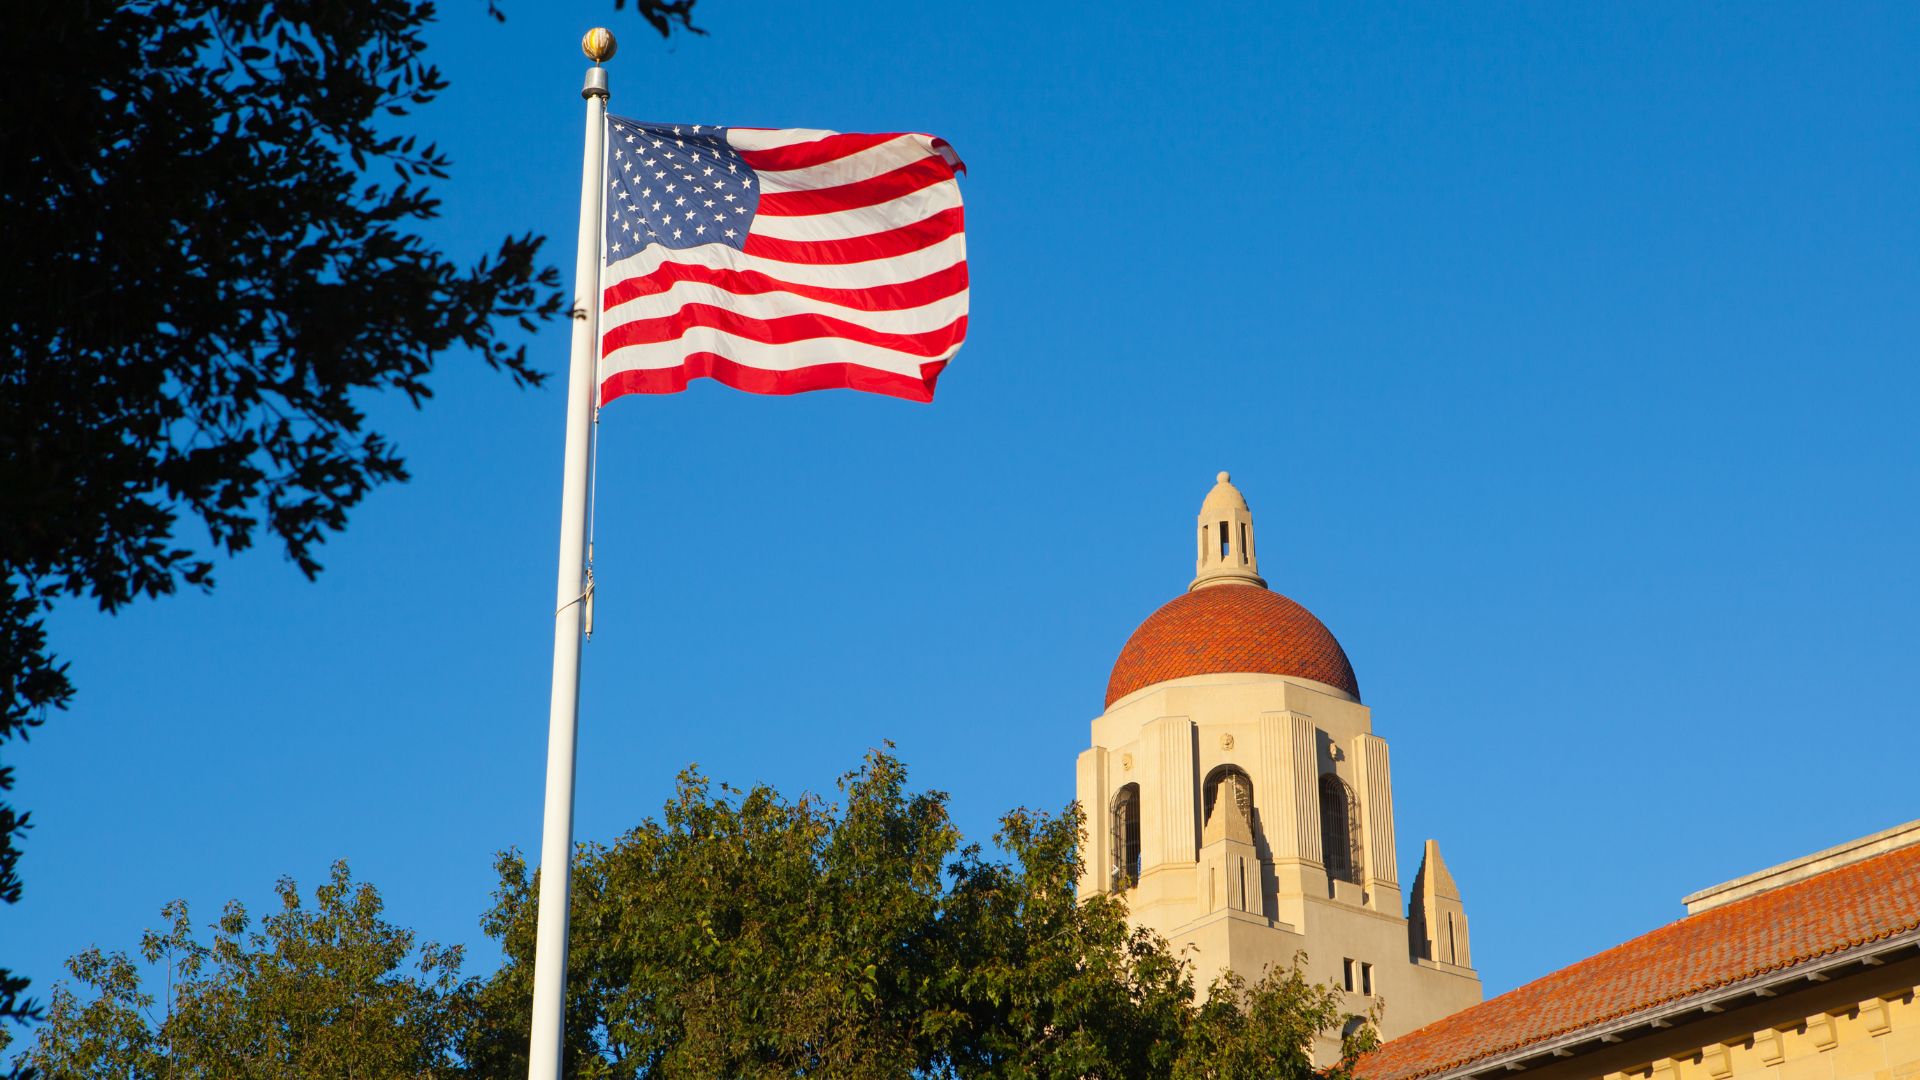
[1106,584,1360,708]
[1361,841,1920,1080]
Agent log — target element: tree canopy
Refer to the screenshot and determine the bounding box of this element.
[19,861,471,1078]
[21,752,1378,1078]
[0,0,698,1024]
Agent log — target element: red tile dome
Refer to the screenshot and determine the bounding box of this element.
[1105,584,1360,707]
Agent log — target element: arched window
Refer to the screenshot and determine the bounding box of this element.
[1111,783,1142,888]
[1201,765,1253,836]
[1319,773,1362,884]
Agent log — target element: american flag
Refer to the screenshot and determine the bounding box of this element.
[598,118,968,404]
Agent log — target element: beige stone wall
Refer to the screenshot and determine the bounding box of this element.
[1076,669,1481,1043]
[1618,986,1920,1080]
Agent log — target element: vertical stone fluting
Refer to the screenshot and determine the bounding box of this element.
[1148,716,1197,867]
[1259,710,1323,910]
[1293,715,1324,865]
[1258,711,1299,858]
[1353,734,1398,904]
[1076,747,1109,895]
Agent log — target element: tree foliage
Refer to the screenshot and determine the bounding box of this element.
[467,751,1379,1079]
[17,861,470,1078]
[23,753,1377,1078]
[0,0,699,1024]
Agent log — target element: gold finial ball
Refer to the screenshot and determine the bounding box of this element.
[1217,470,1231,484]
[582,28,617,64]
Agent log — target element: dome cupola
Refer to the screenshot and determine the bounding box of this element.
[1192,471,1264,590]
[1106,471,1359,707]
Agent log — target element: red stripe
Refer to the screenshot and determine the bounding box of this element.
[756,156,954,217]
[602,355,947,403]
[743,206,964,265]
[603,260,969,313]
[737,131,904,172]
[603,307,967,359]
[931,137,966,174]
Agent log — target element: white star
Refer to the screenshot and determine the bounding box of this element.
[622,162,633,172]
[640,187,652,198]
[654,171,666,180]
[712,212,725,222]
[672,228,682,239]
[675,196,686,206]
[695,224,706,235]
[723,193,736,202]
[703,199,715,208]
[665,183,676,193]
[694,185,705,194]
[651,139,663,148]
[624,134,635,143]
[611,240,622,251]
[724,228,737,238]
[651,201,661,211]
[703,166,714,176]
[672,126,681,135]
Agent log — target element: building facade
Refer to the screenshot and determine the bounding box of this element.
[1363,820,1920,1080]
[1074,472,1483,1040]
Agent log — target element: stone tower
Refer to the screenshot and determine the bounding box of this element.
[1075,472,1481,1040]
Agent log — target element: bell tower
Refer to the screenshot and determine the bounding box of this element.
[1076,471,1481,1046]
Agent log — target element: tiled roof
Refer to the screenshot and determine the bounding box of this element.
[1105,584,1359,707]
[1361,841,1920,1080]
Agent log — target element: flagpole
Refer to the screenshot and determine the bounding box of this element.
[526,28,614,1080]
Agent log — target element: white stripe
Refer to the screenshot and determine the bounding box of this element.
[603,278,968,336]
[725,127,840,152]
[603,327,962,378]
[604,233,967,290]
[748,181,962,242]
[753,135,938,193]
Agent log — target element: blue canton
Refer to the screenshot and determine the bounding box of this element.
[605,117,759,259]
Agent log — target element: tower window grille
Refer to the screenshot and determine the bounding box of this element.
[1111,783,1142,888]
[1319,773,1363,884]
[1202,765,1254,835]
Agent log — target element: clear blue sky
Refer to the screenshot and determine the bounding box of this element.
[15,0,1920,1035]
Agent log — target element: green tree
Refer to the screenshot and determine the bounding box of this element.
[22,754,1375,1078]
[467,750,1377,1079]
[0,0,699,1024]
[465,753,962,1078]
[18,861,471,1077]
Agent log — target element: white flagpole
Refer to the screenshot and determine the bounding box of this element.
[527,27,615,1080]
